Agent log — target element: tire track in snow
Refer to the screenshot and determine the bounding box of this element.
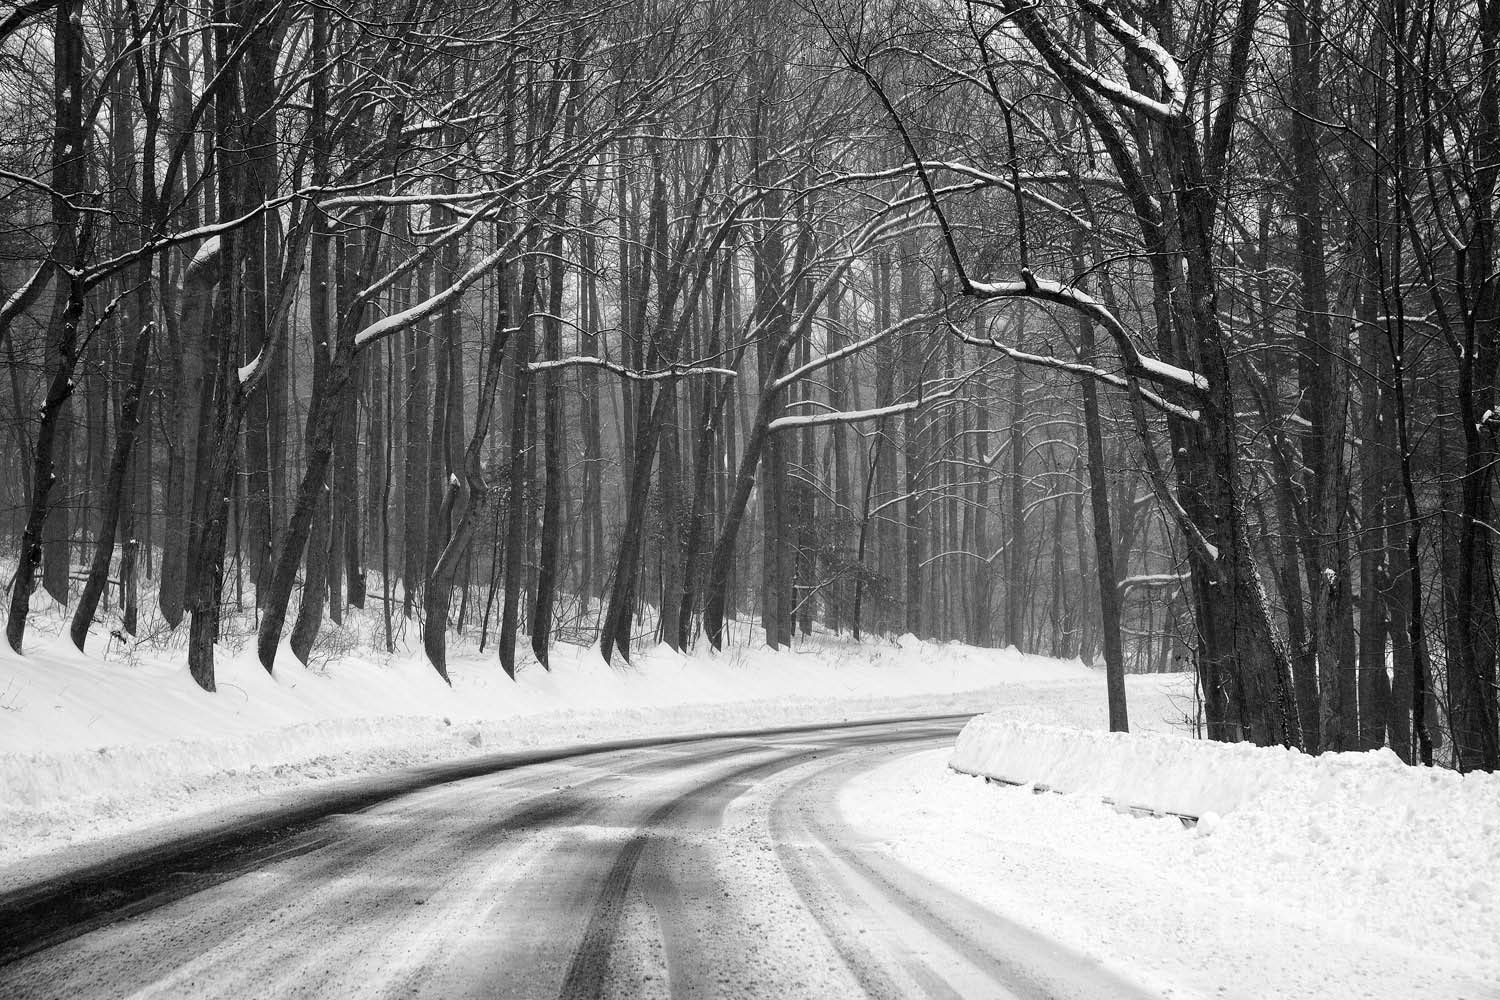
[2,718,1151,1000]
[770,752,1157,1000]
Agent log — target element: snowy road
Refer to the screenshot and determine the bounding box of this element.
[0,718,1148,1000]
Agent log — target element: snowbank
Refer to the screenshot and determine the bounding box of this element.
[952,715,1289,815]
[835,716,1500,997]
[948,713,1500,990]
[844,745,1500,1000]
[950,715,1500,824]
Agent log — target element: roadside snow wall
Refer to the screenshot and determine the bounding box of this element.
[950,715,1500,824]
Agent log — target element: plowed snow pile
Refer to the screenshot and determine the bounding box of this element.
[952,714,1500,819]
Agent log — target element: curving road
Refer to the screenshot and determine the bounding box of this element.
[0,718,1149,999]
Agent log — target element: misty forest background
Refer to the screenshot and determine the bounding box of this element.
[2,0,1498,771]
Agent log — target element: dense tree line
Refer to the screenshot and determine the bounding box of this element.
[1,0,1495,771]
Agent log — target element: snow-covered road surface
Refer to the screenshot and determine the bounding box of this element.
[0,718,1146,1000]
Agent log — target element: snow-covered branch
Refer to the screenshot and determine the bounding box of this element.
[1117,573,1188,595]
[1006,0,1187,123]
[770,311,938,393]
[1134,354,1209,393]
[526,356,737,381]
[317,186,520,214]
[353,242,508,349]
[1076,0,1188,119]
[237,350,264,386]
[352,158,594,349]
[824,162,1096,231]
[0,167,112,215]
[958,271,1209,401]
[0,261,55,344]
[768,382,965,432]
[81,192,302,289]
[1124,369,1223,574]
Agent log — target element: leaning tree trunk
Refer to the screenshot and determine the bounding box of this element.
[70,321,151,650]
[6,288,82,653]
[702,326,801,649]
[674,257,733,649]
[1073,258,1128,731]
[423,244,518,681]
[257,362,351,671]
[159,242,222,628]
[599,382,670,662]
[5,0,86,654]
[287,207,338,667]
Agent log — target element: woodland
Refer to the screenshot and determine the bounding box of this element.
[0,0,1496,771]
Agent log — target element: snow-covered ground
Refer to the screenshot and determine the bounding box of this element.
[0,613,1188,874]
[6,604,1493,1000]
[841,718,1500,1000]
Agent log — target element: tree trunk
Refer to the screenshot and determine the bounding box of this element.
[1075,276,1128,731]
[1006,355,1027,651]
[499,261,536,678]
[6,0,85,652]
[532,235,567,668]
[70,321,151,649]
